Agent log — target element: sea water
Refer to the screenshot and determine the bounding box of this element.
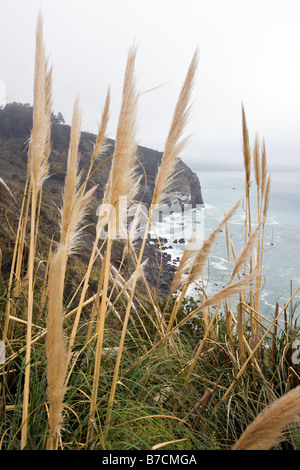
[149,171,300,323]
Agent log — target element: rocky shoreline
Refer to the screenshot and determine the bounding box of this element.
[139,234,188,299]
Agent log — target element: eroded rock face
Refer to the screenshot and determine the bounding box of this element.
[167,161,203,208]
[131,141,204,208]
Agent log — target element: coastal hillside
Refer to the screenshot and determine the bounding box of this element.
[0,102,203,295]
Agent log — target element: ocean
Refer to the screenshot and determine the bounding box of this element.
[149,170,300,323]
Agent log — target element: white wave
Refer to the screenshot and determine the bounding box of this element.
[203,203,216,210]
[210,255,228,272]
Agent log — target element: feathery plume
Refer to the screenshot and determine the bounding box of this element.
[241,104,251,195]
[233,385,300,450]
[152,49,198,207]
[60,97,96,252]
[21,13,49,449]
[261,139,267,195]
[88,46,140,441]
[172,269,263,333]
[60,97,81,246]
[0,177,16,202]
[263,174,271,220]
[91,87,110,165]
[97,46,139,239]
[28,12,48,190]
[253,132,261,188]
[46,245,68,449]
[169,230,198,294]
[188,200,240,284]
[123,203,144,256]
[47,98,96,448]
[230,222,263,280]
[44,60,53,162]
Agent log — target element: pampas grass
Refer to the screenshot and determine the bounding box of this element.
[0,178,16,202]
[46,98,95,449]
[263,174,271,221]
[81,87,110,198]
[88,45,140,442]
[27,14,49,192]
[261,139,267,196]
[102,49,199,439]
[241,104,251,203]
[60,98,96,253]
[253,132,261,189]
[2,13,299,452]
[63,89,110,369]
[233,385,300,450]
[46,245,68,450]
[230,221,263,281]
[96,45,139,240]
[60,97,82,249]
[152,49,198,208]
[91,88,110,166]
[21,13,49,449]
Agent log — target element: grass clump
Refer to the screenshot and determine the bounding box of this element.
[0,14,300,451]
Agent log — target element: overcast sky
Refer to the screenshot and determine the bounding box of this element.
[1,0,300,171]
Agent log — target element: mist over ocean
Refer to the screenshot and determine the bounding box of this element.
[150,170,300,324]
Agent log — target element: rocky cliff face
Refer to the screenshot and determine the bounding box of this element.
[130,142,204,208]
[0,103,204,212]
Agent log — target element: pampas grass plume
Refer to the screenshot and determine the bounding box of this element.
[46,245,68,449]
[233,385,300,450]
[152,49,198,207]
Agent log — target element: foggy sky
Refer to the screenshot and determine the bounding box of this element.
[1,0,300,171]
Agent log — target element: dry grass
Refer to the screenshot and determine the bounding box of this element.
[21,13,49,449]
[152,49,198,207]
[46,245,68,450]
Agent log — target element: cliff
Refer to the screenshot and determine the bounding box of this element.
[0,103,203,209]
[132,142,203,208]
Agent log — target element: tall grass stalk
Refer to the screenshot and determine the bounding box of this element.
[46,97,96,449]
[63,93,109,369]
[213,286,300,417]
[88,45,140,442]
[241,105,254,316]
[102,49,199,439]
[46,245,68,450]
[21,14,49,449]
